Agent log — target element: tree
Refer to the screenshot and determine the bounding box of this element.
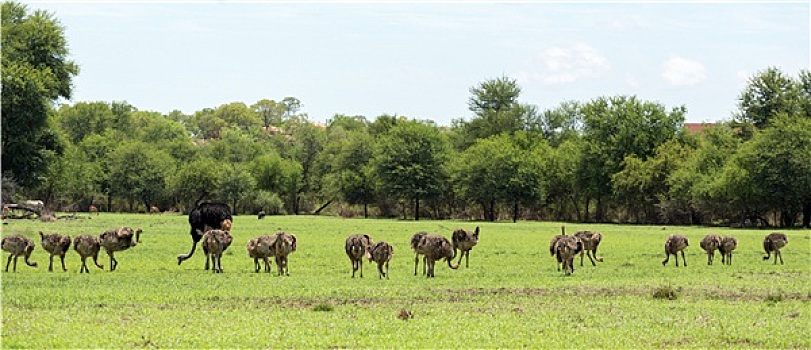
[217,165,256,215]
[375,120,449,220]
[730,116,811,227]
[168,158,222,209]
[458,76,539,148]
[108,141,173,211]
[2,1,79,187]
[577,95,685,222]
[251,99,286,128]
[736,67,801,130]
[330,131,376,217]
[452,133,547,222]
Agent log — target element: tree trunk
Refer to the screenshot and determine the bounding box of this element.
[489,199,496,222]
[414,194,420,221]
[803,202,811,228]
[363,203,368,219]
[313,200,333,215]
[584,198,591,223]
[512,200,519,223]
[107,194,112,213]
[570,195,582,222]
[233,199,238,215]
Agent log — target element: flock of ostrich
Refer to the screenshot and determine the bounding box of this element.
[0,203,792,277]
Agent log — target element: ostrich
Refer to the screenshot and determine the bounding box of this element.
[416,234,459,278]
[699,234,722,265]
[246,235,275,273]
[662,234,689,267]
[345,234,373,278]
[73,234,104,273]
[99,227,141,271]
[368,241,394,279]
[452,226,480,268]
[719,236,738,265]
[271,231,296,276]
[549,226,568,271]
[573,230,603,267]
[177,202,232,266]
[763,232,788,265]
[554,235,583,276]
[1,234,37,272]
[410,231,429,276]
[201,229,233,273]
[39,231,71,272]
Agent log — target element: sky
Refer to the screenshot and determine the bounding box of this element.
[25,1,811,125]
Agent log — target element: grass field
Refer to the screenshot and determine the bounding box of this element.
[2,214,809,348]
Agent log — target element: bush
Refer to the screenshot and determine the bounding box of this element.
[653,284,678,300]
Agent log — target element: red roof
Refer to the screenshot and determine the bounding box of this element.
[683,123,715,134]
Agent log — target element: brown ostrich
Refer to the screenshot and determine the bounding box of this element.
[73,234,104,273]
[452,226,480,268]
[39,232,71,272]
[662,234,689,267]
[345,234,373,278]
[368,241,394,279]
[1,234,38,272]
[99,227,141,271]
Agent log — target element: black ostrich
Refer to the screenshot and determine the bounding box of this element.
[177,203,233,266]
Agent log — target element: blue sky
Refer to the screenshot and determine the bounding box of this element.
[27,1,810,125]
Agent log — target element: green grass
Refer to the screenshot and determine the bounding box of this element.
[2,214,809,348]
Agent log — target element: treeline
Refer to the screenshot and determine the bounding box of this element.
[2,2,810,227]
[3,72,809,228]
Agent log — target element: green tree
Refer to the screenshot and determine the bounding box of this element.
[375,120,449,220]
[168,158,222,209]
[288,123,328,214]
[217,165,256,215]
[545,139,583,221]
[458,76,539,148]
[730,116,811,227]
[2,1,79,187]
[452,134,546,222]
[108,141,173,211]
[330,131,376,217]
[577,95,685,222]
[736,67,801,130]
[54,102,114,144]
[251,99,286,128]
[611,138,693,224]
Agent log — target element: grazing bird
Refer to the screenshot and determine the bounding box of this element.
[246,235,275,273]
[549,226,568,271]
[700,234,722,265]
[662,234,689,267]
[554,235,583,276]
[718,236,738,266]
[39,231,71,272]
[1,234,38,272]
[99,227,141,271]
[452,226,480,268]
[88,205,99,215]
[345,234,373,278]
[416,234,459,278]
[149,206,161,215]
[368,241,394,279]
[73,234,104,273]
[762,232,788,265]
[201,229,233,273]
[178,202,233,266]
[574,230,603,267]
[257,211,266,220]
[270,231,296,276]
[410,232,429,276]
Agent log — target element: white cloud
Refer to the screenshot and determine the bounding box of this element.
[529,43,611,84]
[662,56,707,86]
